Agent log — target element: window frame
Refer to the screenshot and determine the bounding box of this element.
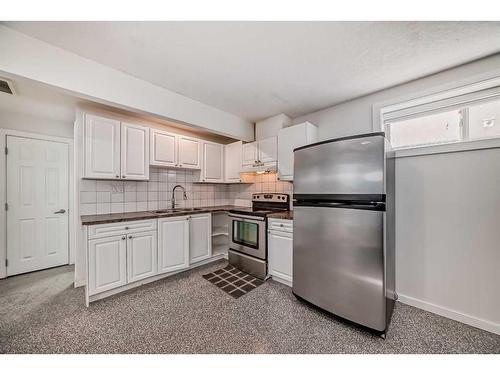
[374,75,500,158]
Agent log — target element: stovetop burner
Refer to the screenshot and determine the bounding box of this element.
[229,193,290,217]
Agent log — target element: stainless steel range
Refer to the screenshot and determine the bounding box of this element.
[228,193,289,279]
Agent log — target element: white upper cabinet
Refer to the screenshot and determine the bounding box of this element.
[202,141,224,183]
[278,122,318,181]
[258,136,278,163]
[224,141,242,182]
[178,135,201,169]
[242,141,258,165]
[150,128,178,167]
[189,214,212,264]
[121,122,150,180]
[83,114,149,180]
[84,114,121,179]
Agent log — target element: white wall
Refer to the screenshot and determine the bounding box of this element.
[294,54,500,334]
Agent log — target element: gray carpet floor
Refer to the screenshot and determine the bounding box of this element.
[1,261,499,354]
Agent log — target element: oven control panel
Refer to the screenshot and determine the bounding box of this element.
[252,193,289,203]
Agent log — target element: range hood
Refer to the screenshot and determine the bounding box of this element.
[241,161,277,174]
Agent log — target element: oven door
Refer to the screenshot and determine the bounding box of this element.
[229,214,266,259]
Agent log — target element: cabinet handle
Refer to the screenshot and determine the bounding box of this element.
[122,175,126,179]
[128,235,132,239]
[125,226,129,230]
[115,175,119,178]
[121,236,126,240]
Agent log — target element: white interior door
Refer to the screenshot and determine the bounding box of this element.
[6,136,69,276]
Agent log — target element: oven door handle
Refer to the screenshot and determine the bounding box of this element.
[228,214,266,222]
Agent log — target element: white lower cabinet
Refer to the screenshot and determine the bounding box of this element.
[127,230,158,283]
[88,235,127,295]
[189,214,212,263]
[268,219,293,286]
[157,216,190,274]
[86,214,216,304]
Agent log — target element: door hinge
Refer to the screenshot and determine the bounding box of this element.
[4,147,7,155]
[4,203,7,211]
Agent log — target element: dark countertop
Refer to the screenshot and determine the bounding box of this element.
[81,205,245,225]
[267,211,293,220]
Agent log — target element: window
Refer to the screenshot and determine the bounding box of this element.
[468,99,500,141]
[380,78,500,151]
[387,110,462,149]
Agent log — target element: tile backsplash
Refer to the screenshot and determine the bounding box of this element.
[79,168,293,215]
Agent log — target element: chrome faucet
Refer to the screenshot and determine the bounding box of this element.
[172,185,187,209]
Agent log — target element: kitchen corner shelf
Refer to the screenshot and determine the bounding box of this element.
[212,226,229,237]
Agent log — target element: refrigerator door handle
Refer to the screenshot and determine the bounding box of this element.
[294,200,385,211]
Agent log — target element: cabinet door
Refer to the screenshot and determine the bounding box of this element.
[178,136,201,169]
[158,216,190,274]
[150,129,177,167]
[127,230,158,283]
[84,114,121,179]
[88,235,127,295]
[202,141,224,182]
[224,141,242,182]
[242,141,257,165]
[278,123,317,181]
[258,137,278,163]
[268,230,293,286]
[189,214,212,264]
[121,122,149,180]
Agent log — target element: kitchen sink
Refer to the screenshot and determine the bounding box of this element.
[155,209,182,214]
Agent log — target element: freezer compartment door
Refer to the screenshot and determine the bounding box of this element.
[294,134,385,196]
[293,205,386,331]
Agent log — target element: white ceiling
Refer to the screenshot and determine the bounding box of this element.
[4,21,500,122]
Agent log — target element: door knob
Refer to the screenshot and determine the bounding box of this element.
[54,209,66,214]
[128,235,133,239]
[121,236,126,240]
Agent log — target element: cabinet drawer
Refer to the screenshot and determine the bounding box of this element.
[88,219,157,239]
[268,219,293,233]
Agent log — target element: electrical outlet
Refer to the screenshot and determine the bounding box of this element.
[111,182,124,193]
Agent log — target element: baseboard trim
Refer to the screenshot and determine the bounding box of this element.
[397,293,500,335]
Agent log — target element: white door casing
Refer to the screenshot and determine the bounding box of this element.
[158,216,190,273]
[189,214,212,264]
[84,114,121,179]
[121,122,149,180]
[6,136,69,276]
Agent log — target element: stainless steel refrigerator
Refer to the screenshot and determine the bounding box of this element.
[292,132,395,336]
